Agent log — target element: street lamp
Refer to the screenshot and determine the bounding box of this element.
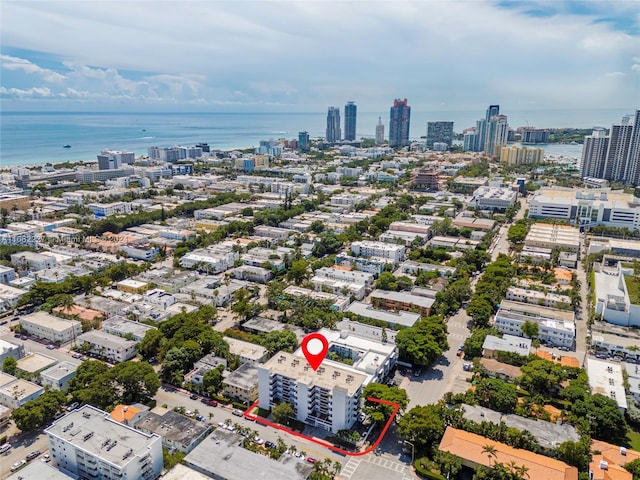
[404,440,415,465]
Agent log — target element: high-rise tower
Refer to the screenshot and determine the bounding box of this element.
[389,99,411,148]
[603,117,634,181]
[426,121,454,149]
[484,114,508,157]
[622,110,640,185]
[344,102,357,141]
[579,128,609,179]
[326,107,341,143]
[375,117,385,145]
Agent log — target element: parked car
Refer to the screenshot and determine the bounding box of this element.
[265,441,276,449]
[306,457,317,464]
[66,402,79,411]
[202,398,218,407]
[195,414,205,421]
[253,437,264,445]
[71,353,82,359]
[189,393,199,400]
[46,344,56,350]
[232,409,244,417]
[11,460,26,472]
[26,450,41,461]
[41,454,51,463]
[463,363,472,371]
[0,444,11,454]
[0,321,7,326]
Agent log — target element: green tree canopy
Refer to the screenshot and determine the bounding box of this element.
[362,383,409,423]
[272,401,294,425]
[395,316,448,366]
[397,404,446,451]
[2,356,17,375]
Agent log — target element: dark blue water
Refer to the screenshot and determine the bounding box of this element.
[0,109,628,167]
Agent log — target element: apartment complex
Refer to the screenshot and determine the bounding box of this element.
[410,169,440,191]
[500,145,544,165]
[494,300,576,348]
[257,352,366,433]
[389,99,411,148]
[344,101,357,141]
[20,312,82,344]
[351,241,405,264]
[426,121,454,149]
[45,405,163,480]
[76,331,137,363]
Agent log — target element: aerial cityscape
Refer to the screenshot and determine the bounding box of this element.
[1,1,640,480]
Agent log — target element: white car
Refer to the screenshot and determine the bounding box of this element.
[41,454,51,463]
[253,437,264,445]
[11,460,26,472]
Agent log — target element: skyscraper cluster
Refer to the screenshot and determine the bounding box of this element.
[463,105,508,157]
[426,121,454,149]
[580,110,640,185]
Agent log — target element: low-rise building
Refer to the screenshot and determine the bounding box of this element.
[311,267,375,301]
[370,289,434,316]
[76,330,137,363]
[282,286,351,311]
[222,363,260,404]
[0,339,24,365]
[10,251,56,271]
[472,186,518,212]
[224,337,268,365]
[16,352,58,381]
[334,254,386,276]
[0,265,16,284]
[347,301,421,329]
[87,201,132,217]
[494,301,575,348]
[102,316,156,342]
[506,287,572,309]
[351,241,405,264]
[439,427,578,480]
[20,311,82,344]
[45,405,163,480]
[524,223,580,253]
[143,289,177,310]
[231,265,273,283]
[586,358,627,411]
[40,361,80,391]
[400,260,457,278]
[184,354,227,385]
[482,334,532,358]
[593,261,640,327]
[0,373,44,409]
[116,279,149,294]
[134,409,211,454]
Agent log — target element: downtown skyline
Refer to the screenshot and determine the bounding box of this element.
[1,1,638,114]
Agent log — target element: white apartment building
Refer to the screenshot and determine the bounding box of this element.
[180,247,239,273]
[87,202,132,217]
[0,265,16,284]
[144,289,177,310]
[529,188,640,230]
[586,359,627,412]
[524,223,580,253]
[232,265,273,283]
[506,287,572,309]
[76,331,137,363]
[46,405,163,480]
[102,317,157,342]
[311,267,375,300]
[494,300,575,348]
[0,284,28,310]
[350,241,405,264]
[499,145,544,165]
[258,352,366,433]
[253,226,295,240]
[0,374,44,409]
[283,285,351,311]
[20,312,83,344]
[472,186,518,212]
[10,251,56,271]
[330,193,369,209]
[224,337,268,365]
[400,260,457,278]
[40,361,80,391]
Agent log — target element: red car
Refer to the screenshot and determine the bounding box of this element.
[306,457,317,464]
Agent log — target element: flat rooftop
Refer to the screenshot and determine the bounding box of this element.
[102,316,156,337]
[21,311,81,330]
[223,363,259,390]
[41,361,80,380]
[263,351,366,396]
[185,429,313,480]
[461,405,580,449]
[347,302,420,328]
[16,353,58,373]
[45,405,160,468]
[0,378,43,400]
[586,358,628,410]
[134,410,209,445]
[498,300,575,322]
[224,337,267,361]
[370,290,435,309]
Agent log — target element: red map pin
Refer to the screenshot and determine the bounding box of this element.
[301,332,329,371]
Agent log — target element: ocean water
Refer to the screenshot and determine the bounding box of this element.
[0,109,628,167]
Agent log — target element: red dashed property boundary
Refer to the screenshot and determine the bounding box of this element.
[243,397,400,457]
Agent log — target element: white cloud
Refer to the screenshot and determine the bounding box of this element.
[632,64,640,72]
[0,86,53,97]
[0,1,638,111]
[1,54,66,83]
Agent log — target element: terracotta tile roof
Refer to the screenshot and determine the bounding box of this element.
[591,440,640,467]
[439,427,578,480]
[479,358,522,379]
[110,404,141,423]
[536,350,554,361]
[554,268,573,282]
[590,454,632,480]
[53,305,104,322]
[560,356,580,368]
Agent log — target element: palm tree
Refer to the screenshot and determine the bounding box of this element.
[481,444,498,467]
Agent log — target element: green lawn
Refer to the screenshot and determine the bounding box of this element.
[626,429,640,451]
[625,275,640,305]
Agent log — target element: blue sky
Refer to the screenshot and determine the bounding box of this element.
[1,1,639,113]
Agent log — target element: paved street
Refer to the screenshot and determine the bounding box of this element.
[403,308,473,410]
